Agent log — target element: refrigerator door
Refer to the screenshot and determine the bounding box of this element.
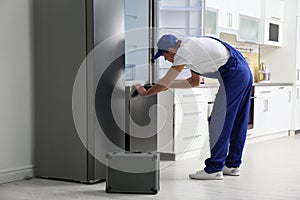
[154,0,205,81]
[34,0,90,182]
[34,0,126,183]
[92,0,126,180]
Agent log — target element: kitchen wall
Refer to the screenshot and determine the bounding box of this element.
[260,0,297,83]
[0,0,34,183]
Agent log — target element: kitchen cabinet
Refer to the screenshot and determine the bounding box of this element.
[261,0,284,46]
[239,0,261,19]
[217,0,239,31]
[204,8,218,37]
[205,0,261,38]
[238,15,260,43]
[296,17,300,84]
[298,0,300,17]
[253,86,292,137]
[295,86,300,130]
[205,0,239,36]
[158,87,212,160]
[264,0,285,21]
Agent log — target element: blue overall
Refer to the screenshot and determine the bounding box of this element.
[201,37,253,173]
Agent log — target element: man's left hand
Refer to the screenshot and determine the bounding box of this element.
[134,84,148,96]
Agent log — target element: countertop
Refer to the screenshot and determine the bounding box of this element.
[200,82,294,88]
[252,82,294,86]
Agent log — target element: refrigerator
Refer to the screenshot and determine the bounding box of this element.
[34,0,126,183]
[124,0,204,155]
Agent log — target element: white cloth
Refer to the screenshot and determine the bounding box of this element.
[173,37,230,74]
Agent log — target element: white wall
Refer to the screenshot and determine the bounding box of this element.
[260,0,297,82]
[0,0,34,183]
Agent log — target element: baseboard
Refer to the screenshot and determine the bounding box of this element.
[0,165,34,184]
[246,131,288,144]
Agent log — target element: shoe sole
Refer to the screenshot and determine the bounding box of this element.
[189,174,224,180]
[223,172,240,176]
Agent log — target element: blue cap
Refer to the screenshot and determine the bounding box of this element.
[153,34,178,60]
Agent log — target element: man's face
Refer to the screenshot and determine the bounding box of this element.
[162,51,175,63]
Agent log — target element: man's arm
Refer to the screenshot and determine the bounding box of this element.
[135,65,185,96]
[169,70,201,89]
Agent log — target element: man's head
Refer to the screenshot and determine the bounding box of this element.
[153,34,180,62]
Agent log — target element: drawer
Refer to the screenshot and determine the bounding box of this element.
[174,88,212,103]
[174,122,209,153]
[254,86,275,98]
[174,103,208,124]
[174,120,208,139]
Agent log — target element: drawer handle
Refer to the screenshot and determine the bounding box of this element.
[183,134,202,140]
[182,94,202,98]
[183,112,202,116]
[260,91,272,94]
[278,87,285,90]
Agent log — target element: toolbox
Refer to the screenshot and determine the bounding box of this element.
[105,152,160,194]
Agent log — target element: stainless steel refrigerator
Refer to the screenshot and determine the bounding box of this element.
[34,0,126,183]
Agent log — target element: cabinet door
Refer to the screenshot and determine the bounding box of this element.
[254,87,276,135]
[295,86,300,130]
[296,17,300,84]
[205,8,218,36]
[264,0,284,21]
[217,0,239,30]
[254,97,274,135]
[174,103,208,153]
[239,15,260,43]
[206,0,239,31]
[239,0,261,18]
[273,87,292,132]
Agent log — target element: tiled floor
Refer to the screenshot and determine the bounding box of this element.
[1,134,300,200]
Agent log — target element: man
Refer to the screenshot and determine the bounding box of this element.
[135,34,252,180]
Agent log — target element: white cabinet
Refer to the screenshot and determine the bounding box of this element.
[217,0,239,31]
[239,15,260,43]
[158,87,210,160]
[205,0,239,36]
[253,86,292,137]
[298,0,300,16]
[239,0,261,18]
[296,17,300,84]
[273,86,292,132]
[295,86,300,130]
[261,0,284,46]
[264,0,285,21]
[253,87,275,135]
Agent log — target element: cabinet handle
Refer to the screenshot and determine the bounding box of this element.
[183,94,202,98]
[297,88,300,100]
[260,91,272,94]
[263,99,269,112]
[183,112,202,117]
[227,13,233,27]
[271,16,281,20]
[297,69,300,81]
[289,91,292,102]
[183,134,202,140]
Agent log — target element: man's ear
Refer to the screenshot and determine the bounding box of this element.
[168,47,177,54]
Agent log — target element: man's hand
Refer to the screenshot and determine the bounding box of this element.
[134,84,148,96]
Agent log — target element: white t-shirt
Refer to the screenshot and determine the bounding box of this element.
[173,37,230,74]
